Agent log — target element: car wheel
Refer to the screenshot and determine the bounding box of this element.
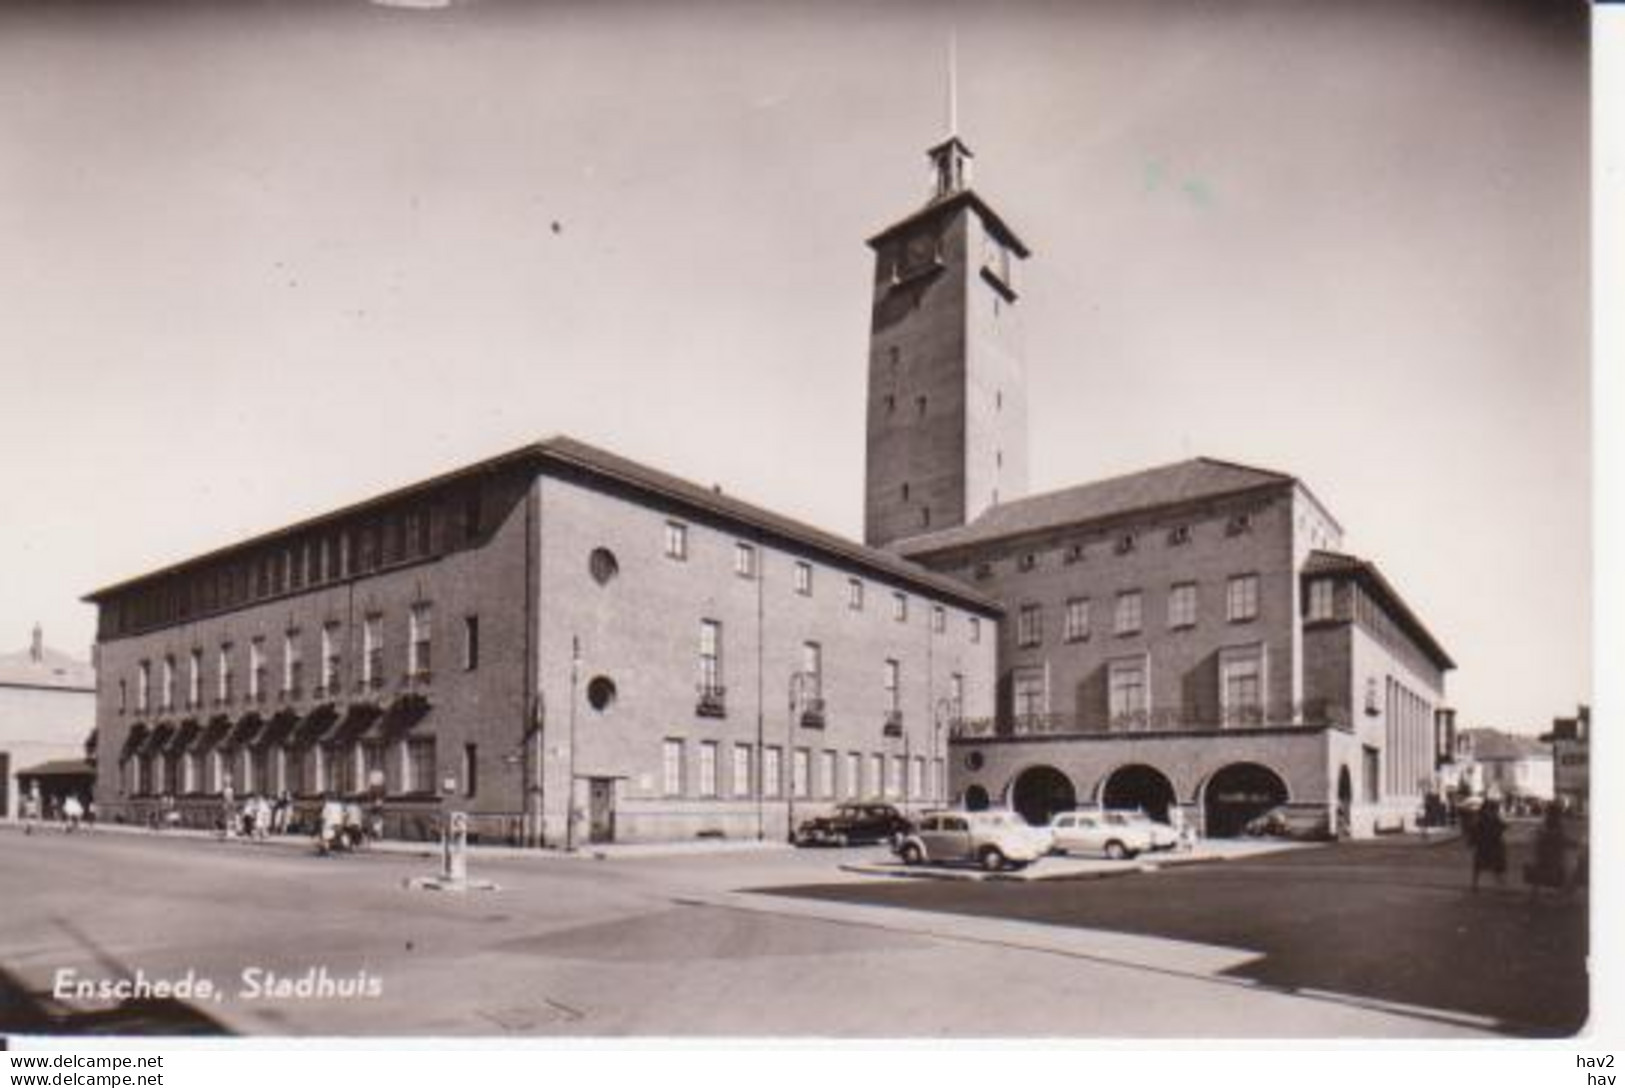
[899,842,923,866]
[980,846,1008,872]
[1104,840,1128,861]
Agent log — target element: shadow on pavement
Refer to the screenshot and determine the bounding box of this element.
[0,964,233,1036]
[761,834,1587,1037]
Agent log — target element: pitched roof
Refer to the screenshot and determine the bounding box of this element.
[84,435,1001,617]
[0,641,95,691]
[896,457,1293,558]
[16,758,95,779]
[1459,729,1550,762]
[1303,549,1455,671]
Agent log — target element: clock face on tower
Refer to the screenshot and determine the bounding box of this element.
[905,232,937,270]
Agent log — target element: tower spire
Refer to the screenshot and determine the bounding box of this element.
[928,26,972,200]
[946,25,958,138]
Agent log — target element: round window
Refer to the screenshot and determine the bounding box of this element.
[964,751,986,772]
[586,676,618,712]
[589,547,620,586]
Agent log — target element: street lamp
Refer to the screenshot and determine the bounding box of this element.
[565,636,581,852]
[787,670,807,840]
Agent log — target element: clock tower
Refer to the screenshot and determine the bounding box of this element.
[862,127,1031,549]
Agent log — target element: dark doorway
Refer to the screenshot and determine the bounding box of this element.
[1010,765,1076,826]
[1100,764,1177,822]
[1203,762,1289,837]
[587,778,616,844]
[963,784,990,811]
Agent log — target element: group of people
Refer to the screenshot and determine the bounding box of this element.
[1465,799,1586,899]
[20,786,87,834]
[315,796,385,855]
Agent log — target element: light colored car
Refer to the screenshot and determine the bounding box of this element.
[1047,810,1151,859]
[894,809,1051,871]
[1104,810,1180,851]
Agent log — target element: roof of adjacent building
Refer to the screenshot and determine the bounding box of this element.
[0,629,95,692]
[84,435,1002,617]
[1459,729,1550,762]
[16,757,95,779]
[895,457,1296,559]
[1303,549,1455,671]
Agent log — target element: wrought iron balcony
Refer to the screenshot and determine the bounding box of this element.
[696,683,727,719]
[799,696,826,729]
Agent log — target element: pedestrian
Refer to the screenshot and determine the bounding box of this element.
[62,793,84,834]
[318,793,344,855]
[21,785,41,836]
[220,778,237,840]
[1525,806,1571,900]
[1471,799,1508,892]
[273,790,292,835]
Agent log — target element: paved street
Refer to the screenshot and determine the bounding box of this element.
[0,823,1582,1038]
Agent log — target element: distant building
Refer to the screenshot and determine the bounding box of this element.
[1444,728,1555,806]
[0,625,96,818]
[1542,705,1590,814]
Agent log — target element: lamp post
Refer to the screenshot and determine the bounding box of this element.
[787,671,805,840]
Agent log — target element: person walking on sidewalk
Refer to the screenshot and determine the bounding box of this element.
[1471,799,1508,892]
[21,785,41,836]
[62,793,84,833]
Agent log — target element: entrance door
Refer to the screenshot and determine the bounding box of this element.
[587,778,615,844]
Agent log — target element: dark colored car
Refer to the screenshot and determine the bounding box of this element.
[793,803,912,847]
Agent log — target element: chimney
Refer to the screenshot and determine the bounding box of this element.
[30,623,43,663]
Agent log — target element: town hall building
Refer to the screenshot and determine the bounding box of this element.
[85,111,1452,844]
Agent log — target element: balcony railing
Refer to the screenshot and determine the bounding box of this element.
[696,684,727,718]
[799,696,826,729]
[949,700,1351,740]
[882,709,904,738]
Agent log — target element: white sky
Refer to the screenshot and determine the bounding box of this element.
[0,0,1589,734]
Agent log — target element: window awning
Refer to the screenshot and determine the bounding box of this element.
[167,719,202,754]
[328,702,385,747]
[253,708,301,750]
[226,712,265,748]
[192,714,233,753]
[141,722,176,757]
[121,723,150,759]
[292,702,340,746]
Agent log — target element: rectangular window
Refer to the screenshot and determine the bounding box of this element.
[949,672,965,717]
[763,746,783,799]
[792,747,810,799]
[363,615,383,689]
[794,561,813,596]
[463,615,480,671]
[1227,574,1260,622]
[909,756,924,800]
[969,616,982,644]
[1168,583,1197,629]
[328,744,356,795]
[869,753,884,799]
[1063,598,1090,642]
[1114,591,1143,635]
[249,638,266,701]
[217,644,234,703]
[884,658,901,712]
[892,592,908,622]
[699,619,723,695]
[1219,646,1265,725]
[188,649,202,708]
[801,641,822,698]
[662,738,685,796]
[848,578,864,611]
[734,542,756,579]
[321,622,341,694]
[406,736,436,793]
[1307,579,1335,621]
[364,740,387,795]
[886,755,903,799]
[732,743,753,798]
[460,743,476,798]
[1108,657,1149,728]
[283,630,303,695]
[119,678,128,714]
[932,605,946,633]
[161,656,175,712]
[409,603,433,679]
[664,521,688,561]
[1017,603,1042,647]
[818,749,836,799]
[137,661,151,712]
[844,752,860,799]
[698,741,718,798]
[1013,666,1047,725]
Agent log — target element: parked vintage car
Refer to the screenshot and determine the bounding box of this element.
[1105,809,1180,851]
[793,802,912,847]
[1047,810,1151,859]
[894,809,1052,871]
[1243,805,1332,841]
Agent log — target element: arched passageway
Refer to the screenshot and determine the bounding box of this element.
[1100,764,1177,823]
[1009,765,1077,827]
[1203,762,1289,838]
